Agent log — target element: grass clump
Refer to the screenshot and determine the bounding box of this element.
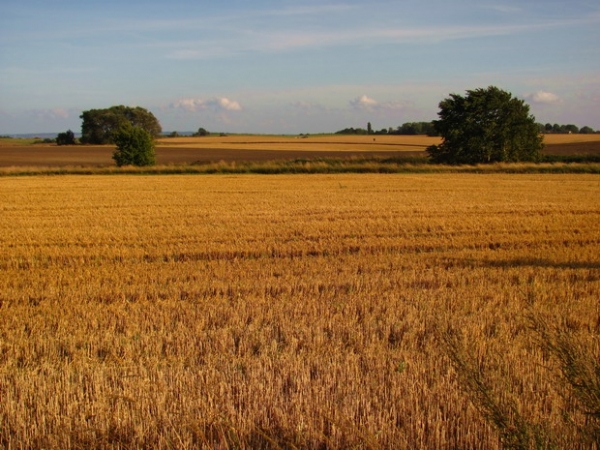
[440,310,600,450]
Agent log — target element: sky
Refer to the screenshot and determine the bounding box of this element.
[1,0,599,135]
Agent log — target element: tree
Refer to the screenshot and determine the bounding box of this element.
[580,126,596,134]
[112,123,156,167]
[367,122,373,135]
[56,129,76,146]
[427,86,543,164]
[391,122,437,136]
[80,106,161,145]
[335,127,368,135]
[193,127,209,137]
[564,124,579,134]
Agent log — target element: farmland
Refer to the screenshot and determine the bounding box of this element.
[0,133,599,169]
[1,173,599,448]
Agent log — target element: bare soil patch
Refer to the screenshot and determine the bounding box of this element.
[542,141,600,156]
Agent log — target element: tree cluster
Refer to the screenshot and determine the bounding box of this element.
[336,120,597,139]
[335,127,369,135]
[80,106,161,145]
[336,122,438,136]
[538,123,597,134]
[390,122,437,136]
[427,86,543,164]
[335,126,389,135]
[56,129,76,146]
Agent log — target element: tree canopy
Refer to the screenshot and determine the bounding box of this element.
[393,122,437,136]
[540,123,597,134]
[56,129,76,146]
[335,122,438,136]
[80,105,162,145]
[427,86,543,164]
[193,127,209,137]
[112,123,156,167]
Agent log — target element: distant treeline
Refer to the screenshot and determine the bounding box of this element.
[336,122,438,136]
[336,122,599,136]
[537,123,597,134]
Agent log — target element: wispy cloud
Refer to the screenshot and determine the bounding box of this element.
[20,108,73,120]
[170,97,242,112]
[290,101,329,113]
[7,1,599,61]
[260,4,358,18]
[165,17,600,60]
[350,95,410,112]
[44,108,70,119]
[0,108,70,120]
[480,4,523,14]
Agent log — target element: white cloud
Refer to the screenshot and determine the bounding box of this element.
[350,95,378,110]
[213,97,242,111]
[350,95,410,112]
[47,108,70,119]
[170,98,205,112]
[524,91,560,104]
[170,97,242,112]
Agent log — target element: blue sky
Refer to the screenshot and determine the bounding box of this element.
[1,0,599,134]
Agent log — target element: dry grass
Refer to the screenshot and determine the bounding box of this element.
[0,173,599,449]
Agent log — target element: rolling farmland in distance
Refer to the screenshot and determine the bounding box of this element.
[0,133,599,168]
[1,173,599,448]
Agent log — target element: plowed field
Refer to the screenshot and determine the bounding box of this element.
[0,134,598,167]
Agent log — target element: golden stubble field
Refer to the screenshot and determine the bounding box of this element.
[154,133,600,147]
[155,134,441,152]
[0,173,599,448]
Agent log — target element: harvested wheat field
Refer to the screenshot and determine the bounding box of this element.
[1,174,599,449]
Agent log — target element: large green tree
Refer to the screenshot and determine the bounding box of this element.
[427,86,543,164]
[112,123,156,167]
[80,105,162,145]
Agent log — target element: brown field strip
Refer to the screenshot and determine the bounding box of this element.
[1,174,599,448]
[0,134,598,167]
